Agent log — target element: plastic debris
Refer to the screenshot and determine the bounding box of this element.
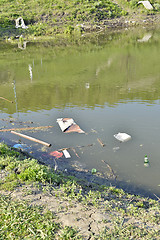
[144,155,150,167]
[57,118,85,133]
[49,151,63,158]
[91,168,97,174]
[114,132,131,142]
[138,1,153,10]
[63,149,71,158]
[15,17,28,29]
[13,143,29,151]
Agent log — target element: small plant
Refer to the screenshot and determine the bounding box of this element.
[59,226,82,240]
[0,194,60,239]
[0,143,63,190]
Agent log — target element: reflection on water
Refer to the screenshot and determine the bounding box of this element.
[137,33,152,42]
[0,28,160,198]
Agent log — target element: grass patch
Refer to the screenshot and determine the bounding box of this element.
[0,194,82,239]
[0,0,127,37]
[1,142,160,239]
[0,142,63,190]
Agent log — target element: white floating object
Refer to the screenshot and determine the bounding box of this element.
[138,1,153,10]
[56,118,85,133]
[57,118,74,132]
[63,149,71,158]
[114,133,131,142]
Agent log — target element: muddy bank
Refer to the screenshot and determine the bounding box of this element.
[1,142,160,239]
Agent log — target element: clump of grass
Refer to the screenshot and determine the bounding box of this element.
[1,142,160,239]
[0,143,63,190]
[0,194,59,239]
[0,194,82,239]
[0,0,127,37]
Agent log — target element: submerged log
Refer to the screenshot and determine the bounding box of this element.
[0,126,53,132]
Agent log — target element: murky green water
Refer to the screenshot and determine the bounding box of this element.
[1,28,160,198]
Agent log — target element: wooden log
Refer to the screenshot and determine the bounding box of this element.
[11,131,51,147]
[0,126,53,132]
[72,148,80,158]
[101,159,117,180]
[97,138,105,147]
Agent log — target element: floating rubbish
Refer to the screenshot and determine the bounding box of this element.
[0,97,13,103]
[0,126,53,132]
[49,151,63,159]
[138,1,153,10]
[63,149,71,158]
[57,118,85,133]
[144,155,150,167]
[11,131,51,147]
[114,132,131,142]
[138,33,152,42]
[15,17,28,29]
[13,143,29,151]
[97,138,105,147]
[91,168,97,174]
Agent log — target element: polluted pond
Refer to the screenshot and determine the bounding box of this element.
[0,116,119,188]
[1,28,160,199]
[0,114,150,199]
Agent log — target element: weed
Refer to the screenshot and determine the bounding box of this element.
[0,194,60,239]
[0,143,63,190]
[59,226,82,240]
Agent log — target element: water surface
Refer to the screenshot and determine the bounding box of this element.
[1,28,160,198]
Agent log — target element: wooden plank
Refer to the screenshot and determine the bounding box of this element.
[0,126,53,132]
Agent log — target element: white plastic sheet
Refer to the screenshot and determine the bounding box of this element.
[114,132,131,142]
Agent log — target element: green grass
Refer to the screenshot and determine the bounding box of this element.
[0,194,82,239]
[1,0,160,38]
[0,142,63,190]
[1,142,160,239]
[0,0,127,37]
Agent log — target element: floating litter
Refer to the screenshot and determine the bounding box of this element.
[63,149,71,158]
[49,151,63,159]
[114,132,131,142]
[13,143,29,150]
[57,118,85,133]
